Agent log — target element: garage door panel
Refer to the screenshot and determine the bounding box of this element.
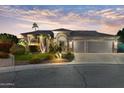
[88,41,113,53]
[73,40,113,53]
[74,41,84,53]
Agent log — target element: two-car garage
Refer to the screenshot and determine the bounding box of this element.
[73,40,114,53]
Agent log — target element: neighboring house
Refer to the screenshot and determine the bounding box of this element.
[21,28,117,53]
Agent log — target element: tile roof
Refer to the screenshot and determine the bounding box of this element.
[21,28,114,37]
[70,31,114,37]
[52,28,72,31]
[21,30,54,37]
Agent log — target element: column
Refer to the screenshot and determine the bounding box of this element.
[84,40,87,53]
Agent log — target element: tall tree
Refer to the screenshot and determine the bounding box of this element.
[117,28,124,43]
[32,22,39,31]
[117,30,122,36]
[39,34,51,53]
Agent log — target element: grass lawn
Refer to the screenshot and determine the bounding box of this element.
[14,52,74,65]
[15,53,53,65]
[15,53,51,61]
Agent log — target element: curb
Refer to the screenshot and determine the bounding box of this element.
[0,62,72,73]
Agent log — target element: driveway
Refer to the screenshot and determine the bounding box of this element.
[74,53,124,64]
[1,64,124,88]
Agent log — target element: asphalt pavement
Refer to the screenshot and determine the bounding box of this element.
[0,64,124,88]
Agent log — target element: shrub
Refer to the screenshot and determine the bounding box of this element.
[0,52,9,58]
[29,53,53,64]
[47,54,55,60]
[29,58,42,64]
[62,52,74,61]
[0,33,19,53]
[49,43,62,53]
[0,33,18,44]
[18,39,30,53]
[29,45,40,52]
[0,42,12,53]
[10,44,26,55]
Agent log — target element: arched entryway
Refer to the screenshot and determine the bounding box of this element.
[56,33,68,52]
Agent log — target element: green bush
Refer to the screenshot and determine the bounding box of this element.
[0,33,19,54]
[0,42,12,53]
[29,53,52,64]
[0,52,9,58]
[47,53,55,60]
[10,44,26,55]
[49,43,62,53]
[62,52,74,61]
[0,33,18,44]
[15,52,53,63]
[29,45,40,52]
[29,58,42,64]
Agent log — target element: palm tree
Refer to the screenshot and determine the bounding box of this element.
[32,22,39,31]
[39,34,51,53]
[18,39,29,53]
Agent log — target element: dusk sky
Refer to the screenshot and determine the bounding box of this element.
[0,5,124,37]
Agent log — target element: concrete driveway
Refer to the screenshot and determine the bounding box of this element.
[74,53,124,64]
[1,64,124,88]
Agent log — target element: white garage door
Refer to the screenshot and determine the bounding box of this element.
[73,41,85,53]
[73,40,113,53]
[87,41,113,53]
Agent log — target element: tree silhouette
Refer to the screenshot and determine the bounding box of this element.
[32,22,39,31]
[117,28,124,43]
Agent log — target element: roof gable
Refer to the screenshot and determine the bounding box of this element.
[52,28,72,31]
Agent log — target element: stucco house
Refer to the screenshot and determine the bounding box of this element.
[21,28,117,53]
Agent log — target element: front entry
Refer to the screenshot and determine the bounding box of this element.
[56,34,68,52]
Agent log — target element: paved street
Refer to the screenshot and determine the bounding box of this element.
[1,64,124,88]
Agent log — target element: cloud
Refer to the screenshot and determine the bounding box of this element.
[98,24,123,35]
[0,5,124,35]
[15,23,31,29]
